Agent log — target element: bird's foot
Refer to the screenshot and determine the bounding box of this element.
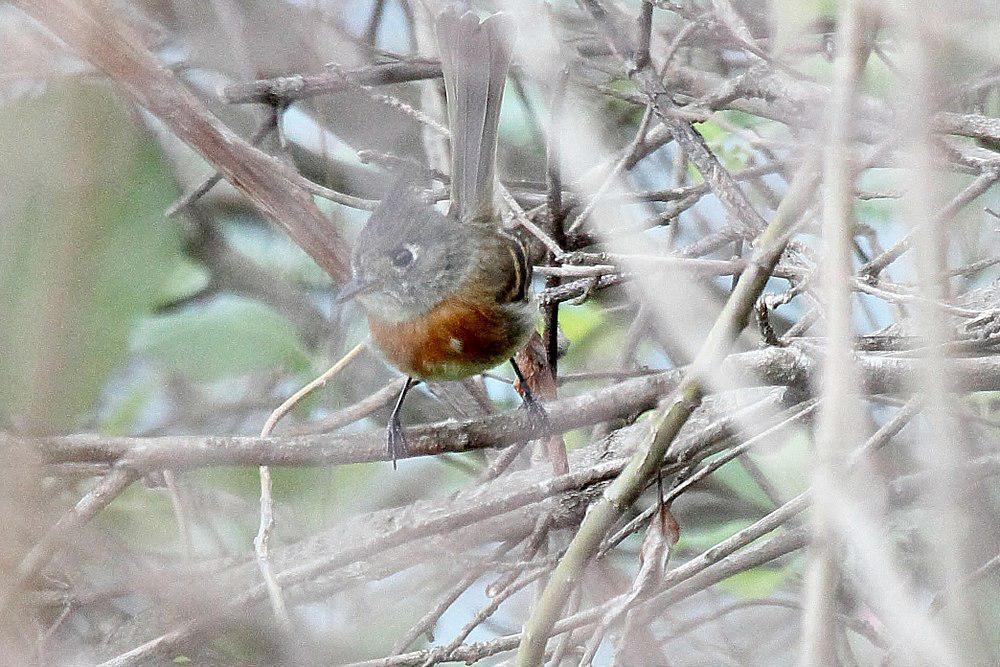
[519,392,552,435]
[386,415,410,469]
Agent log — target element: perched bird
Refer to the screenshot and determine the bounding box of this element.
[337,8,543,465]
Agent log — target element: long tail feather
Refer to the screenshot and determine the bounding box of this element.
[436,8,513,224]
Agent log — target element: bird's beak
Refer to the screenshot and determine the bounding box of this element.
[335,277,377,304]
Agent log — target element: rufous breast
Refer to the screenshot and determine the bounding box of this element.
[368,294,533,381]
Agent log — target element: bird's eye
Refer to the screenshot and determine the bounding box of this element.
[390,247,414,268]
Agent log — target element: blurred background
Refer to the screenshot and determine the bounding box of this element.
[0,0,998,665]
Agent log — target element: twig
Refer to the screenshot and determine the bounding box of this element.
[393,534,526,654]
[545,68,570,374]
[633,1,653,70]
[500,186,566,257]
[331,63,451,138]
[25,347,1000,471]
[297,176,379,210]
[566,104,655,234]
[486,513,553,599]
[254,342,368,634]
[579,0,769,237]
[393,571,480,654]
[928,551,1000,615]
[337,527,810,667]
[579,485,678,666]
[666,598,885,651]
[222,59,443,105]
[362,0,388,49]
[549,588,582,664]
[860,169,999,276]
[426,567,550,662]
[101,457,639,667]
[2,465,139,614]
[599,397,820,556]
[286,377,407,436]
[254,465,292,634]
[165,108,279,217]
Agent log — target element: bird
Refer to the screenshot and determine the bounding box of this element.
[337,8,545,466]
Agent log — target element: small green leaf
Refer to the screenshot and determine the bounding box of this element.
[154,259,210,308]
[558,302,605,342]
[693,120,726,145]
[132,296,309,381]
[720,559,799,598]
[713,457,776,512]
[694,120,750,171]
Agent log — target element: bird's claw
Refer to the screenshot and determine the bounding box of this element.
[386,416,409,469]
[520,394,552,434]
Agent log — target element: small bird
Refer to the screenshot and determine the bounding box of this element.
[337,8,543,466]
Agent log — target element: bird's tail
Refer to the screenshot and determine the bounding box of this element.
[436,8,513,224]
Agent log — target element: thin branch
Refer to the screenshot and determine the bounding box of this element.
[599,397,821,556]
[165,108,280,217]
[254,342,369,633]
[222,59,443,105]
[21,347,1000,471]
[579,0,768,237]
[2,465,139,614]
[860,169,999,276]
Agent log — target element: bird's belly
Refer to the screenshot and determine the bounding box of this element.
[368,296,534,381]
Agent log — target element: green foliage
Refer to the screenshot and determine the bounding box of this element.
[155,259,210,308]
[693,120,751,172]
[719,553,802,598]
[559,301,631,372]
[713,459,777,512]
[131,296,310,381]
[0,83,184,430]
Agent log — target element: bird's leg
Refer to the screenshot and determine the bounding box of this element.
[387,376,417,469]
[509,359,551,432]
